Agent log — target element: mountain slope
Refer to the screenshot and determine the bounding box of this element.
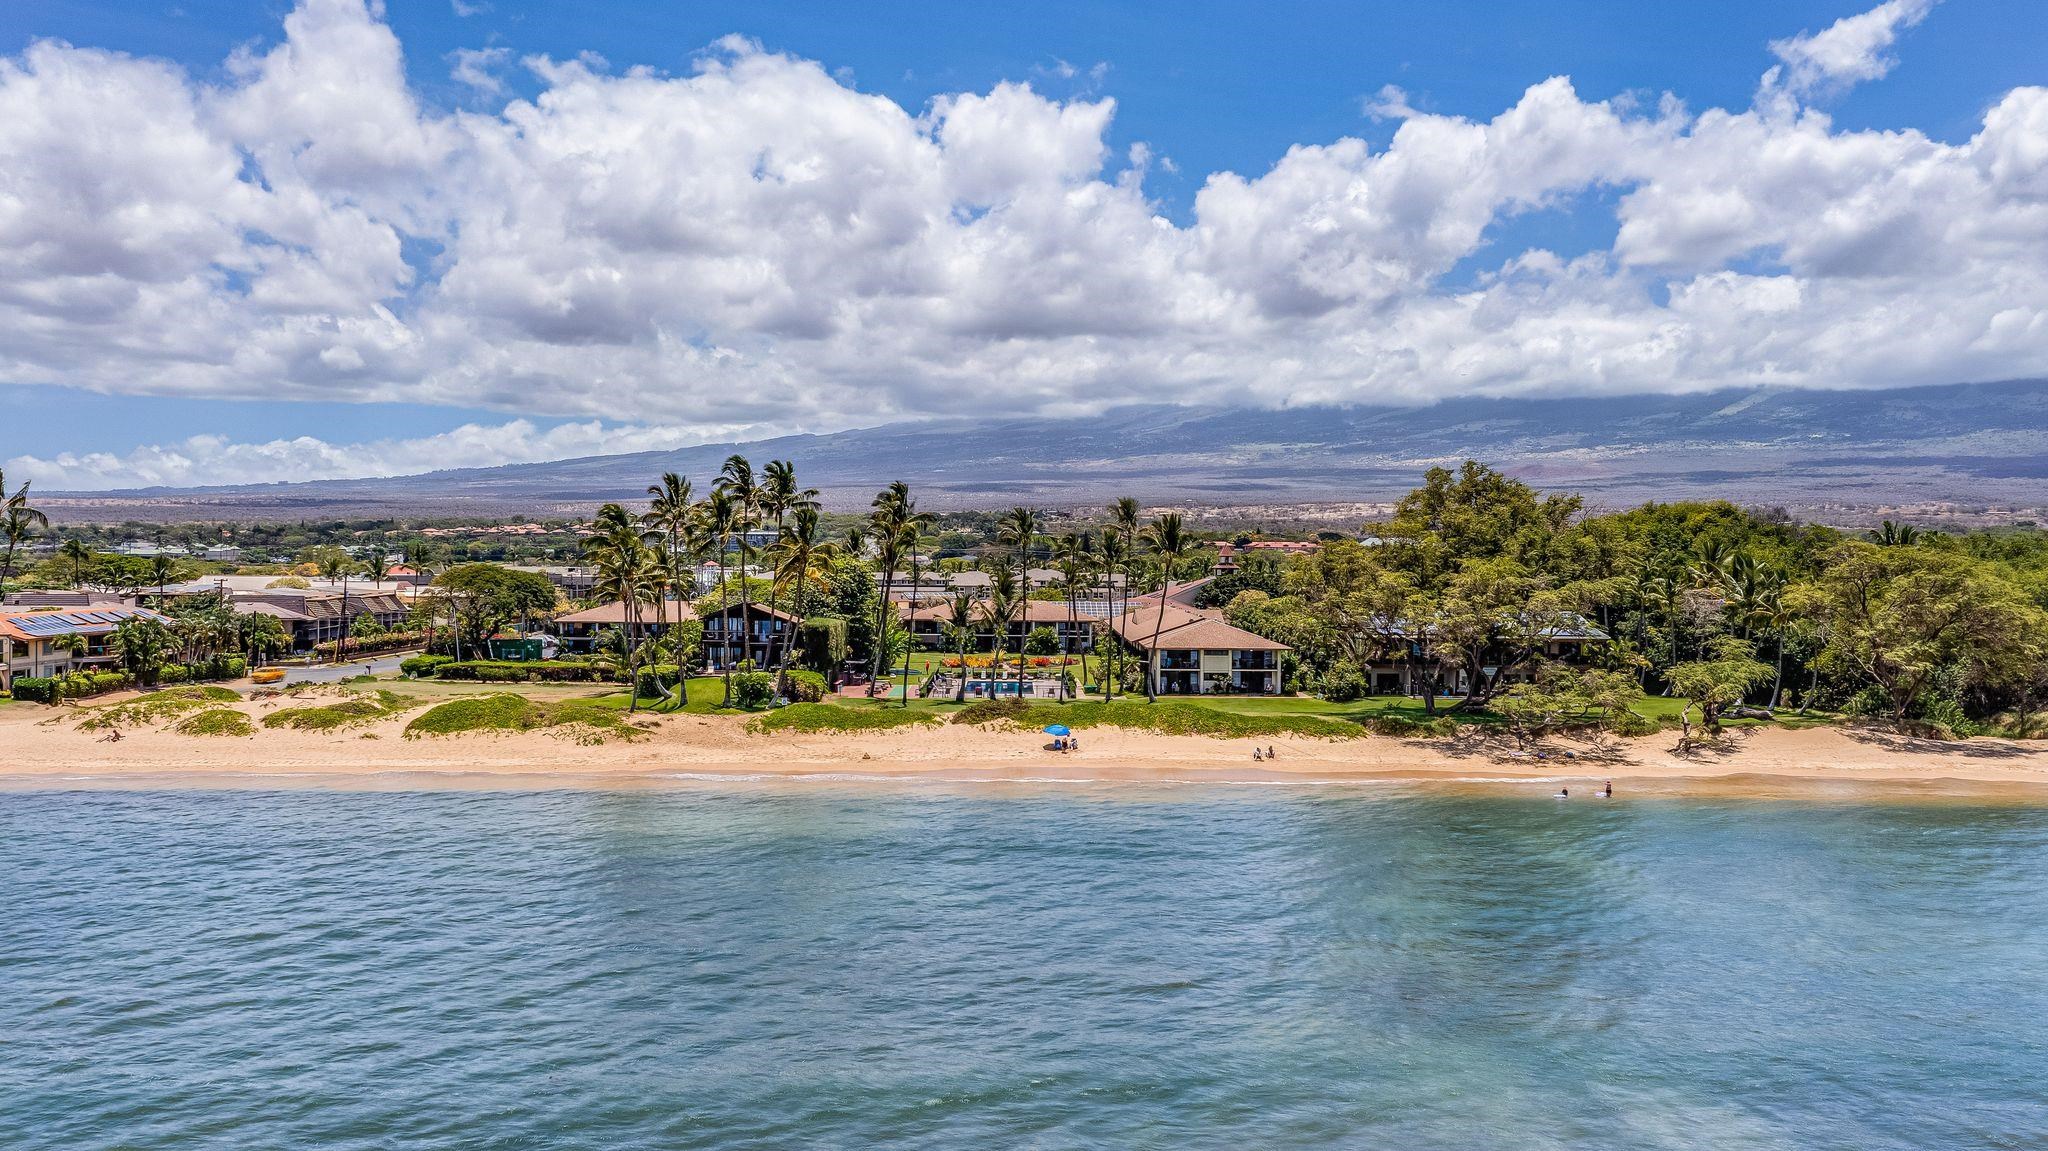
[39,379,2048,522]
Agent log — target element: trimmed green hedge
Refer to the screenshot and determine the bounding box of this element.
[399,654,454,677]
[432,659,609,683]
[8,676,60,704]
[786,669,827,703]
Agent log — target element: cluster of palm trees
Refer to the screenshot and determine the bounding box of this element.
[582,455,835,712]
[905,498,1190,706]
[1621,541,1796,706]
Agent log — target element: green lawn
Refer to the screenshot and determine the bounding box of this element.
[824,689,1834,733]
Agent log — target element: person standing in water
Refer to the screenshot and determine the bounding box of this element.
[1601,781,1613,798]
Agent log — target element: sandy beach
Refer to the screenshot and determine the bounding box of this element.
[6,696,2047,799]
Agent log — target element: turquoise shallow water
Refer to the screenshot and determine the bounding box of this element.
[5,787,2048,1149]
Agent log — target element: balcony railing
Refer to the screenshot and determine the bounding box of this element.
[1158,652,1200,670]
[1231,654,1277,670]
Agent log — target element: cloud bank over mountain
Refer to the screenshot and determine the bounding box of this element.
[5,0,2048,487]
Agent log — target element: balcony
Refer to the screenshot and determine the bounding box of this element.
[1158,651,1200,670]
[1231,653,1277,670]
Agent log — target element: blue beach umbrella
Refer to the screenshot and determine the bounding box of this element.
[1043,724,1071,737]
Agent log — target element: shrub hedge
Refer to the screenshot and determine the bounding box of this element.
[399,654,454,677]
[432,659,608,683]
[785,669,827,703]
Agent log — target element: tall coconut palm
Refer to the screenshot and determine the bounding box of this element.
[147,552,180,608]
[985,559,1021,704]
[766,506,840,681]
[716,456,764,674]
[59,538,92,590]
[1,472,50,592]
[700,487,740,704]
[942,588,978,702]
[1106,498,1141,698]
[870,483,934,707]
[589,502,660,712]
[642,473,694,704]
[1095,529,1126,699]
[759,461,818,678]
[1054,531,1092,702]
[997,507,1042,702]
[868,510,909,694]
[1139,512,1189,702]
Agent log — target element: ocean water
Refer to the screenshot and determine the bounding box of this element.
[5,787,2047,1150]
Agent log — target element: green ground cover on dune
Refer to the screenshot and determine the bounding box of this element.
[403,693,647,744]
[172,708,255,737]
[263,689,419,732]
[75,686,242,731]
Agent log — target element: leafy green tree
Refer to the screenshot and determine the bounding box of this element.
[434,563,559,658]
[1790,543,2048,728]
[1380,460,1582,587]
[1494,662,1644,743]
[1667,637,1774,734]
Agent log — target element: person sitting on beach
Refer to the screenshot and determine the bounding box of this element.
[1253,748,1264,762]
[1265,746,1277,760]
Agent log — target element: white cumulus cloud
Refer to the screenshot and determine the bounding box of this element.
[0,0,2045,488]
[4,420,730,490]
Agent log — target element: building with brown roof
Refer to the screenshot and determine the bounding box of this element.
[1112,604,1289,696]
[699,601,803,671]
[554,599,689,654]
[899,599,1098,653]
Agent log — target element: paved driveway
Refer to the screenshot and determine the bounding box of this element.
[274,655,412,685]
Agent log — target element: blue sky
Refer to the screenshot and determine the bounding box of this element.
[3,0,2047,488]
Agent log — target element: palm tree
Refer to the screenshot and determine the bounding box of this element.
[148,552,180,607]
[1867,520,1920,547]
[1139,512,1189,702]
[870,483,934,707]
[759,461,818,678]
[1096,529,1127,700]
[642,473,694,705]
[717,455,763,673]
[59,538,92,590]
[766,506,839,683]
[985,559,1022,703]
[997,507,1042,703]
[942,588,978,702]
[1106,498,1141,699]
[700,487,739,704]
[869,511,909,695]
[589,503,659,712]
[1,471,49,593]
[1054,531,1092,702]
